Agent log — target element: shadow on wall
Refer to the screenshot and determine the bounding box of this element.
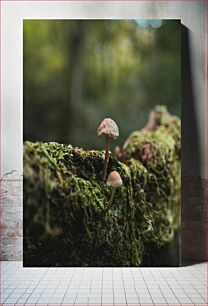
[181,25,207,265]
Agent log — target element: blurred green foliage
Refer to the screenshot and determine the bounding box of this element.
[24,20,180,149]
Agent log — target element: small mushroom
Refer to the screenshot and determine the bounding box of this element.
[97,118,119,179]
[106,171,123,209]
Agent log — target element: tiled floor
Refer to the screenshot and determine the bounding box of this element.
[0,261,207,305]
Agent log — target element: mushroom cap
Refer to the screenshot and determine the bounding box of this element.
[106,171,123,188]
[97,118,119,139]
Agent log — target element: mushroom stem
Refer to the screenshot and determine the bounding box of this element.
[103,135,110,180]
[108,187,116,208]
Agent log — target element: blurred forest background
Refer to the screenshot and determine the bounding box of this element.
[23,20,181,149]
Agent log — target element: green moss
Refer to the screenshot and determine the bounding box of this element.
[24,106,181,266]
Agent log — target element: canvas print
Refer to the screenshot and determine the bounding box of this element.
[23,20,181,266]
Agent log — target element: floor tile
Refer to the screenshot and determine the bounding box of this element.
[0,261,207,306]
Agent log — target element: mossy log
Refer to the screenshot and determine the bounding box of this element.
[24,106,181,266]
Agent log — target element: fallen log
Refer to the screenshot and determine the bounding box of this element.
[23,106,181,266]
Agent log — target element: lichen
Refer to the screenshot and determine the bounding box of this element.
[24,106,181,266]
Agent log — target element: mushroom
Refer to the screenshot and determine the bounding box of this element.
[106,171,123,209]
[97,118,119,179]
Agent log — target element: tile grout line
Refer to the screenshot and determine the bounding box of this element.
[140,269,154,305]
[130,267,141,305]
[168,267,203,304]
[157,267,181,304]
[121,267,128,305]
[26,268,51,305]
[62,267,77,305]
[101,267,103,305]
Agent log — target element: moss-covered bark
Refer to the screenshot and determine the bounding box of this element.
[24,106,181,266]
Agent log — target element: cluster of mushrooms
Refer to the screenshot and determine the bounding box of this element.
[97,118,123,209]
